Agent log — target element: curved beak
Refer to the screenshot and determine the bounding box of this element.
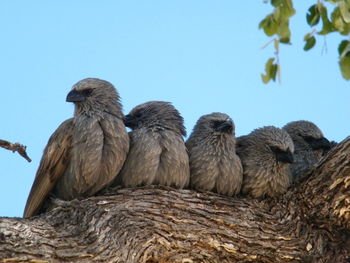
[66,90,86,102]
[306,137,331,151]
[276,150,294,164]
[123,114,137,129]
[215,119,233,133]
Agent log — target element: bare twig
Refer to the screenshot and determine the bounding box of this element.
[0,139,32,162]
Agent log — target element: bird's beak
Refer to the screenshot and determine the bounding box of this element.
[66,90,86,102]
[307,137,331,151]
[123,114,136,128]
[215,119,233,133]
[276,150,294,164]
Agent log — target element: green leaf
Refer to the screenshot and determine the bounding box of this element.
[338,40,350,79]
[273,6,281,21]
[338,40,350,58]
[266,57,274,70]
[261,58,279,84]
[339,55,350,79]
[272,0,295,20]
[271,0,283,8]
[304,36,316,51]
[279,37,290,44]
[259,17,268,29]
[303,33,312,41]
[261,58,275,84]
[338,40,349,55]
[318,4,336,35]
[307,5,320,26]
[270,63,278,81]
[339,0,350,23]
[261,73,271,83]
[259,14,278,36]
[331,7,350,35]
[279,0,296,19]
[278,21,291,44]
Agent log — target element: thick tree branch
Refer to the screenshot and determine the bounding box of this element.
[0,139,31,162]
[292,137,350,229]
[0,138,349,262]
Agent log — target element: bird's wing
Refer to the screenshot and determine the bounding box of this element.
[188,145,220,192]
[23,118,74,218]
[118,130,162,187]
[157,132,190,188]
[216,154,243,196]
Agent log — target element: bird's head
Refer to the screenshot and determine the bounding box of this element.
[252,126,295,164]
[283,120,331,151]
[124,101,186,136]
[192,112,235,136]
[67,78,123,118]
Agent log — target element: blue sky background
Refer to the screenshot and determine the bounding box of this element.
[0,1,349,217]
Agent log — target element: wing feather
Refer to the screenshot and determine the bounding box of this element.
[23,118,74,218]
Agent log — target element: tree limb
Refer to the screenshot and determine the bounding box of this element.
[0,139,31,162]
[0,138,349,262]
[292,137,350,230]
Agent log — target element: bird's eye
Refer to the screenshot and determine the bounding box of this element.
[211,120,223,128]
[270,146,293,163]
[82,88,93,97]
[302,136,314,143]
[133,112,143,119]
[269,146,283,154]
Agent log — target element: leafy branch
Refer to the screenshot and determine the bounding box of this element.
[260,0,350,83]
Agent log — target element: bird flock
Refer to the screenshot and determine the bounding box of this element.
[23,78,333,218]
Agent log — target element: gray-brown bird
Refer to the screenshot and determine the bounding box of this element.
[236,126,294,198]
[23,78,129,218]
[186,113,243,196]
[283,120,331,183]
[115,101,190,188]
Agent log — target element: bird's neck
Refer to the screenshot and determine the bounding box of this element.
[74,102,123,119]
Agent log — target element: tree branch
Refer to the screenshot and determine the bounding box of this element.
[0,138,349,262]
[292,137,350,230]
[0,139,31,162]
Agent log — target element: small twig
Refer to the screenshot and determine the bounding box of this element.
[321,35,328,55]
[260,38,275,49]
[0,139,32,162]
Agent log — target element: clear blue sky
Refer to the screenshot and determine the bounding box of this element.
[0,1,349,217]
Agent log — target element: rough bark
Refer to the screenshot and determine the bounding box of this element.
[0,138,349,263]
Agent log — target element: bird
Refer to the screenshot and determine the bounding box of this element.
[186,113,243,196]
[115,101,190,189]
[236,126,294,198]
[283,120,331,183]
[23,78,129,218]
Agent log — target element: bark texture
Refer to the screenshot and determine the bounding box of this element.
[0,137,350,263]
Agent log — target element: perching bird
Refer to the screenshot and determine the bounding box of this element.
[283,120,331,183]
[236,126,294,198]
[115,101,190,189]
[186,113,243,196]
[23,78,129,218]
